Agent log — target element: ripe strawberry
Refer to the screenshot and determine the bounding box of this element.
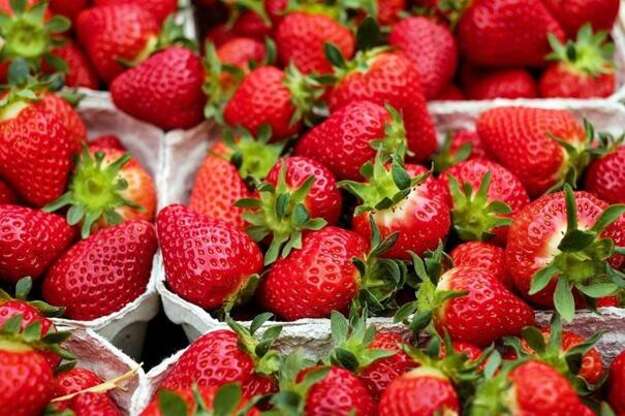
[76,4,160,83]
[38,93,87,153]
[585,141,625,204]
[205,24,239,48]
[609,350,625,413]
[505,188,625,320]
[46,39,100,89]
[458,0,565,67]
[94,0,178,24]
[51,367,122,415]
[328,51,437,162]
[89,135,126,151]
[49,0,88,23]
[342,156,451,260]
[232,11,273,42]
[373,0,405,25]
[275,12,355,74]
[463,68,538,100]
[476,106,587,197]
[435,84,465,100]
[43,220,157,320]
[542,0,620,38]
[217,37,267,69]
[157,204,263,310]
[451,241,507,287]
[442,159,530,243]
[0,179,16,204]
[379,367,460,416]
[0,205,74,283]
[540,24,616,98]
[388,16,457,99]
[45,145,156,238]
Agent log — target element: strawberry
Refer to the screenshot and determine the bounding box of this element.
[450,241,508,287]
[609,349,625,414]
[0,205,75,283]
[341,155,451,260]
[585,140,625,204]
[94,0,179,24]
[476,106,588,197]
[388,16,457,99]
[458,0,565,67]
[434,84,465,101]
[42,220,157,320]
[232,11,273,43]
[49,0,88,23]
[205,24,239,48]
[224,65,323,141]
[44,145,156,238]
[462,68,538,100]
[38,92,87,153]
[371,0,405,25]
[442,159,530,243]
[295,101,409,181]
[431,130,488,173]
[328,50,437,162]
[89,135,126,151]
[157,204,263,311]
[0,179,16,204]
[540,24,616,98]
[216,37,267,69]
[505,187,625,321]
[275,12,355,74]
[51,367,123,415]
[76,4,160,83]
[542,0,620,38]
[46,39,100,89]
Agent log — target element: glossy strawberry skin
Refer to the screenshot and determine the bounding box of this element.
[43,220,157,320]
[259,226,368,320]
[388,17,457,99]
[76,4,159,83]
[266,157,342,225]
[542,0,620,37]
[0,205,75,283]
[53,368,122,415]
[379,367,460,416]
[436,267,535,347]
[609,350,625,413]
[94,0,178,24]
[353,165,451,260]
[157,205,263,310]
[89,135,126,151]
[540,64,615,98]
[463,68,538,100]
[451,241,508,287]
[328,52,437,163]
[39,94,87,154]
[476,107,586,197]
[275,12,355,74]
[48,40,100,89]
[111,47,206,130]
[585,145,625,204]
[458,0,566,67]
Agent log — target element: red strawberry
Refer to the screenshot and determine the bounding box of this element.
[442,159,530,243]
[47,39,100,89]
[609,350,625,413]
[52,367,122,415]
[0,180,16,204]
[542,0,620,38]
[328,51,437,162]
[388,17,457,99]
[76,4,160,83]
[505,188,625,320]
[43,220,157,320]
[217,37,267,69]
[373,0,405,25]
[50,0,88,22]
[0,205,75,283]
[585,141,625,204]
[476,106,587,197]
[45,145,156,238]
[451,241,507,287]
[275,12,355,74]
[232,12,273,42]
[157,205,263,310]
[379,367,460,416]
[435,84,465,100]
[94,0,178,24]
[205,24,239,48]
[38,93,87,153]
[540,24,616,98]
[463,68,538,100]
[89,135,126,151]
[458,0,565,67]
[431,129,488,173]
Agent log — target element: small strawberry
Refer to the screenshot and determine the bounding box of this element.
[89,135,126,151]
[157,204,263,311]
[388,16,458,99]
[46,39,100,89]
[44,145,156,238]
[609,349,625,414]
[505,187,625,321]
[43,220,157,320]
[442,159,530,243]
[216,37,267,69]
[585,139,625,204]
[431,130,488,173]
[462,68,538,100]
[0,179,16,204]
[51,367,123,415]
[450,241,508,287]
[540,24,616,98]
[94,0,179,24]
[542,0,620,38]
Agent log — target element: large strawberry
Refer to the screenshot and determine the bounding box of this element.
[388,16,457,99]
[540,24,616,98]
[43,220,157,320]
[542,0,620,38]
[94,0,178,24]
[0,205,74,283]
[476,106,588,197]
[458,0,566,67]
[327,50,437,162]
[157,204,263,311]
[450,241,508,287]
[462,68,538,100]
[507,187,625,316]
[609,349,625,414]
[111,46,206,130]
[51,367,123,415]
[585,139,625,204]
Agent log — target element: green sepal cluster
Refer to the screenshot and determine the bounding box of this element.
[468,351,519,416]
[283,63,326,127]
[156,383,259,416]
[431,132,473,174]
[227,313,283,377]
[369,104,411,161]
[529,185,625,322]
[43,145,141,239]
[0,276,65,317]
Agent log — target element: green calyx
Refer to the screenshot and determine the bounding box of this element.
[157,384,258,416]
[436,0,471,28]
[547,23,614,77]
[431,132,473,174]
[529,185,625,322]
[448,172,513,242]
[203,42,243,125]
[223,125,285,183]
[469,354,518,416]
[236,161,327,265]
[325,43,388,83]
[227,313,282,377]
[43,146,140,239]
[0,277,65,317]
[371,105,410,161]
[283,64,325,127]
